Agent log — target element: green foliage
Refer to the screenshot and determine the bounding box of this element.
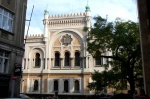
[87,16,142,93]
[88,70,121,94]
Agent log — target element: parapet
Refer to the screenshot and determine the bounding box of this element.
[24,34,44,43]
[44,12,86,27]
[48,12,85,19]
[25,34,44,39]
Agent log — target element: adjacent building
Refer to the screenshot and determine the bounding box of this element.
[0,0,27,98]
[21,5,111,96]
[137,0,150,97]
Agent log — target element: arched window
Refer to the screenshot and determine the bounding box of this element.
[33,80,38,91]
[35,53,41,67]
[64,52,70,66]
[64,80,69,92]
[55,52,60,67]
[75,52,80,66]
[74,80,79,92]
[54,80,58,91]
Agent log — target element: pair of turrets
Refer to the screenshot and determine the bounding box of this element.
[44,3,91,16]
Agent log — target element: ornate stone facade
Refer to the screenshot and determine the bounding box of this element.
[21,6,111,96]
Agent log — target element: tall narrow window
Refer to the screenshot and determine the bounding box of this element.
[0,7,13,32]
[75,52,80,66]
[54,80,58,92]
[55,52,60,67]
[4,59,8,73]
[95,57,103,66]
[64,52,70,66]
[74,80,79,92]
[35,53,41,67]
[64,80,69,92]
[33,80,38,91]
[0,50,9,73]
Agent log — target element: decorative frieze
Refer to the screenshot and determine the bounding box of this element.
[53,47,61,51]
[63,46,71,51]
[73,46,81,50]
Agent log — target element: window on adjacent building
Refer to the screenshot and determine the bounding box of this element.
[35,53,41,67]
[74,80,79,92]
[0,7,13,32]
[54,80,58,92]
[64,80,69,92]
[75,52,80,66]
[54,52,60,67]
[33,80,38,91]
[0,49,9,73]
[95,57,103,66]
[64,52,70,66]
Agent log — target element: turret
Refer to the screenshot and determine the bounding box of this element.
[44,9,49,19]
[43,9,49,42]
[85,1,91,28]
[85,4,90,17]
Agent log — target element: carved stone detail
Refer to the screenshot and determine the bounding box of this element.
[73,36,80,45]
[61,34,73,46]
[54,37,61,46]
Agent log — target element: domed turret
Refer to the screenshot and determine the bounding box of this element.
[85,5,90,11]
[85,0,90,11]
[44,9,49,15]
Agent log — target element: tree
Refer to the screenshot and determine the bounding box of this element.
[86,16,142,93]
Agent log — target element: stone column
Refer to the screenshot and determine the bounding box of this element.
[26,78,30,93]
[24,58,27,70]
[47,58,49,69]
[87,57,89,68]
[71,58,74,68]
[82,57,85,68]
[60,58,63,68]
[51,58,54,68]
[27,58,30,69]
[80,57,82,68]
[47,78,50,93]
[44,58,47,69]
[43,58,46,69]
[22,58,25,69]
[62,58,64,68]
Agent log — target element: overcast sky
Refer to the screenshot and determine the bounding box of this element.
[25,0,138,35]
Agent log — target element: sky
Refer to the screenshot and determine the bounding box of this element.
[25,0,138,35]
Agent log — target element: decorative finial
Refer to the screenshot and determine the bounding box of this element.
[44,4,49,14]
[85,0,90,11]
[87,0,89,6]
